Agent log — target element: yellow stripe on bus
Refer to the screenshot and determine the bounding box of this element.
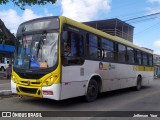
[134,66,154,71]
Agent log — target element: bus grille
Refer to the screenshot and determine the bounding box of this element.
[19,87,37,94]
[21,81,41,85]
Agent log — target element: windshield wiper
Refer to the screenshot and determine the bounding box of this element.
[37,31,47,55]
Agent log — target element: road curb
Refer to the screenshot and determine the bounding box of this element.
[0,90,12,96]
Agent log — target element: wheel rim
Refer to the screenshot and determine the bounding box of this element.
[88,84,97,97]
[87,81,98,100]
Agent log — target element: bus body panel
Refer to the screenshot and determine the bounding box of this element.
[61,60,153,99]
[60,59,153,100]
[42,83,61,100]
[11,80,17,93]
[135,71,154,86]
[60,65,87,100]
[60,81,87,100]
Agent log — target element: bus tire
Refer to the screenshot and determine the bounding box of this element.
[85,79,98,102]
[135,76,142,91]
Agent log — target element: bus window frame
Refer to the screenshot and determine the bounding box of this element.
[61,24,153,67]
[61,25,85,66]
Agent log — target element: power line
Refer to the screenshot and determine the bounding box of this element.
[134,21,160,35]
[125,12,160,23]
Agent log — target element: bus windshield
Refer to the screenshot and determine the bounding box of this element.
[14,32,58,69]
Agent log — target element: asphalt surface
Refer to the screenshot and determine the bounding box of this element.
[0,79,160,120]
[0,71,11,96]
[0,74,160,120]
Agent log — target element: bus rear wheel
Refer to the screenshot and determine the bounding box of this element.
[135,76,142,91]
[85,79,98,102]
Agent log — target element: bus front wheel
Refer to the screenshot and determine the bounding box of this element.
[85,79,98,102]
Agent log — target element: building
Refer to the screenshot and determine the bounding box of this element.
[153,54,160,78]
[83,18,134,42]
[0,19,15,61]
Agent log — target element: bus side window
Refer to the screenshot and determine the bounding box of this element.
[118,44,126,63]
[148,54,153,66]
[62,31,84,66]
[136,50,142,65]
[86,34,99,59]
[127,47,134,64]
[142,53,148,66]
[101,38,114,61]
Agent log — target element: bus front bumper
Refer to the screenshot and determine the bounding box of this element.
[11,80,61,100]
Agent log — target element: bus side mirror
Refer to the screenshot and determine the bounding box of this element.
[62,31,68,41]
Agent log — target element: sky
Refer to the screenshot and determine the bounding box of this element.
[0,0,160,54]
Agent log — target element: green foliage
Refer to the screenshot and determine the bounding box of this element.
[0,0,57,10]
[0,29,7,40]
[0,39,15,46]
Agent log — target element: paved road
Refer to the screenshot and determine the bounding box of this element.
[1,79,160,120]
[0,71,10,90]
[0,71,5,75]
[1,80,160,111]
[0,71,7,80]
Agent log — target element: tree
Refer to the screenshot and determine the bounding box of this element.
[0,29,7,41]
[0,19,15,41]
[0,0,57,10]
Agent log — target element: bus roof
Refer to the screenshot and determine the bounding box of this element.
[59,16,153,54]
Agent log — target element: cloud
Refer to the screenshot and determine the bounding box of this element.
[147,8,160,14]
[22,9,41,22]
[145,8,160,21]
[44,8,53,16]
[154,40,160,48]
[0,9,20,34]
[0,9,52,34]
[61,0,112,22]
[147,0,160,3]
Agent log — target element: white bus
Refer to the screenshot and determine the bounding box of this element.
[11,16,154,102]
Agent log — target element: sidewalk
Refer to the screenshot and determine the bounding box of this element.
[0,76,12,96]
[0,71,11,89]
[0,79,11,90]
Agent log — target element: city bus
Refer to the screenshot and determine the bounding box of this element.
[11,16,154,102]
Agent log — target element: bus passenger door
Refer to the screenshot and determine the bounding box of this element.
[61,28,86,100]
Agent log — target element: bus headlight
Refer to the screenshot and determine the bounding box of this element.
[11,75,17,83]
[50,77,53,81]
[42,75,58,86]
